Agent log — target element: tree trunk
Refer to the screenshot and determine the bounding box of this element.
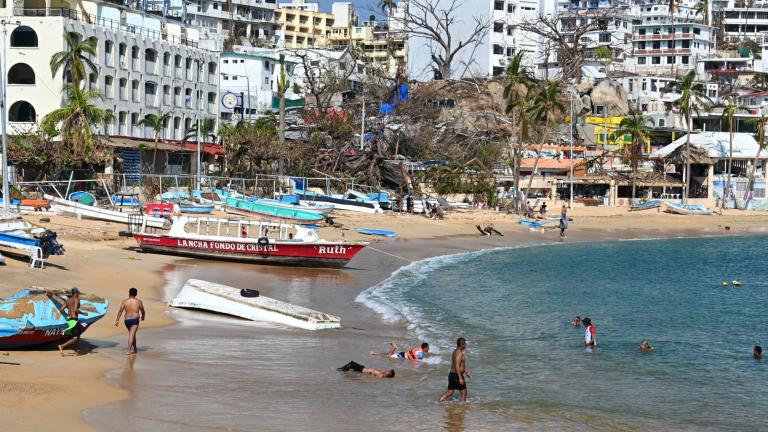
[684,109,692,203]
[744,132,764,210]
[279,91,286,144]
[631,139,638,201]
[524,132,548,201]
[151,134,159,174]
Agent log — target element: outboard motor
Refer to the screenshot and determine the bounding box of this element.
[35,230,65,257]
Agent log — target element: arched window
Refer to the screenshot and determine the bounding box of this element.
[9,101,36,122]
[10,26,38,47]
[7,63,35,84]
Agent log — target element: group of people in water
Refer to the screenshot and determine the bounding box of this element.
[337,337,472,402]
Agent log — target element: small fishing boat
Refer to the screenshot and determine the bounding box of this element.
[356,228,396,237]
[0,288,109,348]
[0,198,50,211]
[224,197,324,224]
[257,196,334,215]
[0,213,65,263]
[519,219,554,228]
[665,202,713,215]
[169,279,340,330]
[630,199,664,212]
[177,201,216,214]
[132,215,366,268]
[45,195,167,228]
[296,190,381,214]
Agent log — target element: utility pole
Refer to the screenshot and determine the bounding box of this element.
[196,118,201,190]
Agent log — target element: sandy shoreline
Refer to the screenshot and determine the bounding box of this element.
[2,207,768,431]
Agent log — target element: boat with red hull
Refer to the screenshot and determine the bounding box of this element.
[132,216,366,268]
[0,289,109,349]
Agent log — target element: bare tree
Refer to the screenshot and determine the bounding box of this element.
[518,5,626,82]
[290,49,359,115]
[394,0,489,79]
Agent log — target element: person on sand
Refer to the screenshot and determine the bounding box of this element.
[559,205,569,239]
[571,315,582,327]
[54,287,82,356]
[583,318,596,348]
[373,342,430,361]
[438,338,472,402]
[114,287,146,355]
[754,346,762,360]
[337,361,395,378]
[639,341,654,352]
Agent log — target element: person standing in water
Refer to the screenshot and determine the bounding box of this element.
[583,317,596,348]
[114,288,146,355]
[439,338,472,402]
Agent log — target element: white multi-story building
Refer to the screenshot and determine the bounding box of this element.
[3,1,218,148]
[186,0,278,51]
[628,4,714,76]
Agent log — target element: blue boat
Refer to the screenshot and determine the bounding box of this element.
[177,202,216,214]
[630,199,664,212]
[0,289,108,348]
[357,228,396,237]
[68,191,96,206]
[111,194,141,206]
[0,213,65,260]
[224,197,324,223]
[519,220,554,228]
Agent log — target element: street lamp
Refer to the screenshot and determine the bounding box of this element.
[1,20,21,212]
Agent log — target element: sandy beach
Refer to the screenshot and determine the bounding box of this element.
[2,206,768,431]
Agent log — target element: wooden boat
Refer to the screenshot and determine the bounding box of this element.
[177,201,216,214]
[630,199,664,212]
[665,202,713,215]
[296,190,381,214]
[256,196,334,215]
[224,197,324,224]
[169,279,340,330]
[45,195,168,228]
[132,216,366,268]
[357,228,396,237]
[0,288,108,348]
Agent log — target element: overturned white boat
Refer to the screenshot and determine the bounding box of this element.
[169,279,341,331]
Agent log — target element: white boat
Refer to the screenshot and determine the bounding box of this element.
[169,279,341,330]
[45,195,168,228]
[665,202,713,215]
[0,212,65,265]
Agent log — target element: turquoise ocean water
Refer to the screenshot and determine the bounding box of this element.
[358,236,768,430]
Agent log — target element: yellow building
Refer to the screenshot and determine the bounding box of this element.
[275,8,336,49]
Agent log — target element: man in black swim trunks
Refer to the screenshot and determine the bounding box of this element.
[114,288,145,355]
[438,337,472,402]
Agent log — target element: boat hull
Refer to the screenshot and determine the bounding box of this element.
[297,193,380,214]
[133,234,364,268]
[224,198,324,224]
[46,195,167,228]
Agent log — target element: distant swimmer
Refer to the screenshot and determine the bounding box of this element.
[639,341,654,352]
[114,287,146,355]
[571,315,582,327]
[582,317,596,348]
[755,346,762,360]
[337,361,395,378]
[438,338,472,402]
[373,342,430,361]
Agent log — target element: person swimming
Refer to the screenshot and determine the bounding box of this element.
[373,342,430,361]
[640,341,654,352]
[337,361,395,378]
[754,346,762,360]
[571,315,582,327]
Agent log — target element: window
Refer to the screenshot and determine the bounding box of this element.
[652,41,660,49]
[507,27,514,36]
[494,0,504,11]
[667,56,675,64]
[667,27,674,34]
[629,80,634,92]
[641,81,647,90]
[493,44,504,55]
[599,33,610,43]
[494,22,504,33]
[264,77,270,84]
[652,56,661,64]
[641,104,648,111]
[667,40,674,49]
[8,101,35,122]
[104,41,113,66]
[7,63,35,85]
[213,2,218,9]
[639,28,646,35]
[638,57,647,65]
[223,59,228,63]
[681,56,689,64]
[119,78,127,100]
[104,75,113,98]
[639,41,646,49]
[682,27,690,33]
[693,27,701,35]
[10,26,37,47]
[682,40,690,48]
[658,119,666,127]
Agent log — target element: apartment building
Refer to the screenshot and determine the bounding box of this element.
[186,0,278,51]
[628,4,714,76]
[275,0,356,49]
[3,1,218,145]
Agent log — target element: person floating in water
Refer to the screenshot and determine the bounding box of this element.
[337,361,395,378]
[582,317,596,348]
[373,342,430,361]
[754,346,762,360]
[571,315,582,327]
[114,287,146,355]
[640,341,654,352]
[438,338,472,402]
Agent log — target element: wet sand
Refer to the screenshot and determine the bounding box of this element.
[2,207,768,431]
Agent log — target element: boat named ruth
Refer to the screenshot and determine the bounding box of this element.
[132,216,366,268]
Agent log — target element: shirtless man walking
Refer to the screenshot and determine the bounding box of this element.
[438,338,472,402]
[114,288,145,355]
[55,287,83,356]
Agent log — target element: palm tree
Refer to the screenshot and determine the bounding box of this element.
[50,32,98,86]
[667,70,710,202]
[523,81,565,200]
[718,96,748,209]
[503,52,534,207]
[183,118,217,143]
[669,0,678,73]
[745,114,767,209]
[40,86,114,158]
[610,114,653,201]
[138,112,172,173]
[694,0,709,24]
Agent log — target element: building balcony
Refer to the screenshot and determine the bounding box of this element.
[634,48,692,55]
[633,33,694,41]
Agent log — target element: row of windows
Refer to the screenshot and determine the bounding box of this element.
[637,40,701,49]
[636,56,690,65]
[637,26,702,35]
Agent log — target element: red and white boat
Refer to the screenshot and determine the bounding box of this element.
[132,216,367,268]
